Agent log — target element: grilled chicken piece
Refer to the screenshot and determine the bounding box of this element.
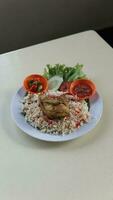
[39,94,69,119]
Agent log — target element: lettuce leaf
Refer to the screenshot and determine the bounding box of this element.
[43,63,86,81]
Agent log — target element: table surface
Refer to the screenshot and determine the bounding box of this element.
[0,30,113,200]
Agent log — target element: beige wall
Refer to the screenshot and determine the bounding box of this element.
[0,0,113,54]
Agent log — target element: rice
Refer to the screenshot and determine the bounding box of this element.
[21,91,90,135]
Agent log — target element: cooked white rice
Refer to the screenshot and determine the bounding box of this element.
[21,91,90,135]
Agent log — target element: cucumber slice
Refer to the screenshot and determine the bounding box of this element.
[48,76,63,91]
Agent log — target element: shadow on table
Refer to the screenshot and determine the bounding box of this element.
[1,90,107,151]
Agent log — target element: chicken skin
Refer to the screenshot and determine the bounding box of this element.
[39,94,69,119]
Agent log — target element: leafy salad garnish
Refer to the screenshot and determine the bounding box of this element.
[43,63,86,81]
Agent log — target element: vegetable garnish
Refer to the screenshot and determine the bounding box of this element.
[59,81,71,92]
[69,79,96,99]
[43,63,86,81]
[23,63,96,99]
[23,74,48,94]
[48,76,63,91]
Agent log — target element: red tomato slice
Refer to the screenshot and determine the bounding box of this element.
[59,82,71,92]
[23,74,48,94]
[69,79,96,99]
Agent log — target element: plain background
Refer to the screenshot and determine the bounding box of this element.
[0,0,113,54]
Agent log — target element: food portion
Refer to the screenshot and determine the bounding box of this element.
[43,63,86,81]
[39,93,69,119]
[69,79,96,99]
[23,74,48,93]
[43,63,96,99]
[48,76,63,91]
[59,81,71,92]
[21,63,96,135]
[21,91,90,135]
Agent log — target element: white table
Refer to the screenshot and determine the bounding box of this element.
[0,30,113,200]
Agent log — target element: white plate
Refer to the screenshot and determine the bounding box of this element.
[11,87,103,142]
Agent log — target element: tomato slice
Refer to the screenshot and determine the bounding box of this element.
[69,79,96,99]
[23,74,48,94]
[59,81,71,92]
